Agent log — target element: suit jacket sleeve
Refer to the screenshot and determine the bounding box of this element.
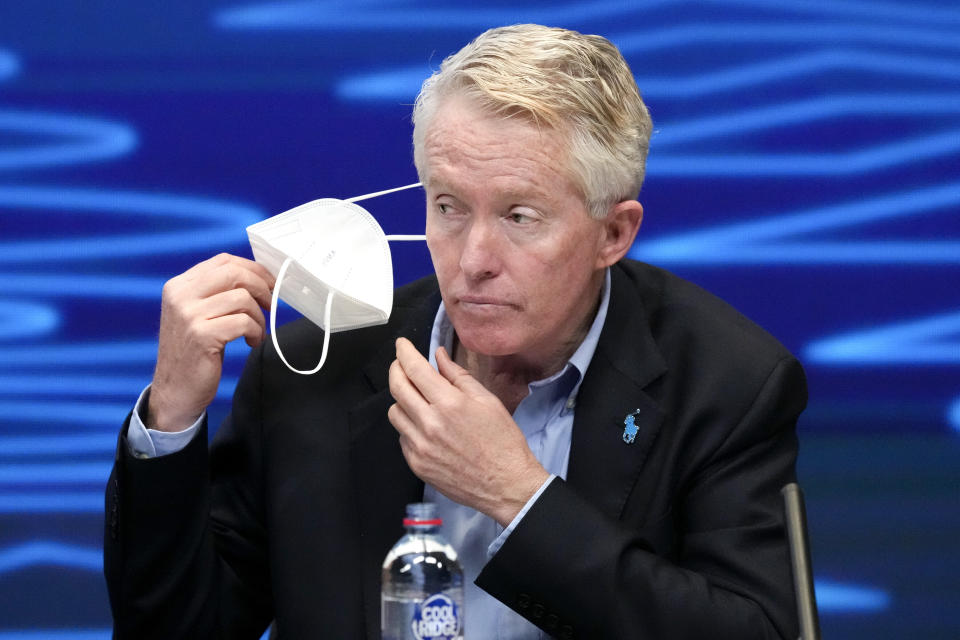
[476,353,806,640]
[104,344,273,639]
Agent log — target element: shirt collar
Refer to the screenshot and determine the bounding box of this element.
[427,268,611,403]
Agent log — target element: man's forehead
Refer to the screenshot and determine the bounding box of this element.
[426,94,558,144]
[425,108,567,170]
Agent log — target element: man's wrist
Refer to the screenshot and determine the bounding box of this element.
[492,464,551,527]
[129,385,204,458]
[145,386,201,433]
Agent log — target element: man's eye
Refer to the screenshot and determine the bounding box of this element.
[437,203,451,215]
[509,211,535,224]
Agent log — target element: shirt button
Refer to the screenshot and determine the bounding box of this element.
[565,396,576,410]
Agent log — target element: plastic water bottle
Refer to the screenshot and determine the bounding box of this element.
[381,502,464,640]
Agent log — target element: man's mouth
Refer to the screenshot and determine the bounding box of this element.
[456,295,515,310]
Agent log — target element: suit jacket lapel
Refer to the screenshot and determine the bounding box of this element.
[348,287,439,640]
[566,263,667,522]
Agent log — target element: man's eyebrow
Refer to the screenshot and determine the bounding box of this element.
[423,173,453,192]
[425,181,465,205]
[426,179,451,193]
[500,186,554,206]
[427,176,555,207]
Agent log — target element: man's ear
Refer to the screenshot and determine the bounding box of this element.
[596,200,643,268]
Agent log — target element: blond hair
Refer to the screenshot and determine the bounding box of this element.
[412,24,653,219]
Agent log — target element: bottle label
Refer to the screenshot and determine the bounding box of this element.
[411,593,461,640]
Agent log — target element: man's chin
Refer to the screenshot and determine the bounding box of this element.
[453,329,520,358]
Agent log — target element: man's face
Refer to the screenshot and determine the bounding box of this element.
[423,96,612,365]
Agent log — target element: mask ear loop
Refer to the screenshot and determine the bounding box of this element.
[270,256,334,375]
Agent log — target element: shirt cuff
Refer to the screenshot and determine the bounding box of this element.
[126,385,204,459]
[486,474,557,559]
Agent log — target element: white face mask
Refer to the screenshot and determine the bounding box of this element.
[246,182,425,375]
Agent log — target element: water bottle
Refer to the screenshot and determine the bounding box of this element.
[381,502,464,640]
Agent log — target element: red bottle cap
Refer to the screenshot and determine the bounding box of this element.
[403,518,442,526]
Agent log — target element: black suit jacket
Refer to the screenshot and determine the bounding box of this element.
[105,259,806,639]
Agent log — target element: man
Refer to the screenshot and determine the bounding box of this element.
[105,24,806,639]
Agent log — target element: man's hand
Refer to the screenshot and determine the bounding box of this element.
[148,253,275,432]
[387,337,550,526]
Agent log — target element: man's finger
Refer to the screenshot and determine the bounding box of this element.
[206,313,267,350]
[395,337,452,404]
[209,262,275,310]
[200,288,267,329]
[178,255,275,309]
[388,358,430,417]
[185,253,271,286]
[387,402,416,436]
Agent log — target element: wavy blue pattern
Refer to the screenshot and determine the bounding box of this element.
[631,182,960,265]
[215,0,657,30]
[0,375,237,400]
[0,492,104,514]
[0,542,101,574]
[215,0,960,31]
[639,49,960,97]
[653,94,960,144]
[815,580,891,612]
[652,130,960,176]
[0,50,18,83]
[0,302,59,340]
[0,341,157,368]
[0,463,112,486]
[0,434,119,457]
[0,340,249,368]
[950,398,960,433]
[0,375,169,396]
[0,402,139,426]
[714,0,960,25]
[647,93,960,176]
[0,186,262,263]
[610,22,960,54]
[805,311,960,365]
[0,110,137,171]
[0,631,110,640]
[335,65,429,101]
[0,275,166,298]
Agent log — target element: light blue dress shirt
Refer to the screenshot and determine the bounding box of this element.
[127,269,611,639]
[423,269,609,640]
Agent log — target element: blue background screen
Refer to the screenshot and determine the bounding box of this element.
[1,2,958,638]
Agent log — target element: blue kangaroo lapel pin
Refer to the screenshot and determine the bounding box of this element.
[622,409,641,444]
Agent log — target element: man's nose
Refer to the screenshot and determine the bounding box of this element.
[459,218,500,281]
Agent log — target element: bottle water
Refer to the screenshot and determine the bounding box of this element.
[381,502,464,640]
